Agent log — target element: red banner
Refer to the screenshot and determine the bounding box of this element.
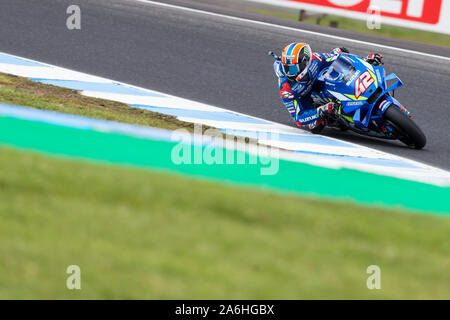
[289,0,443,24]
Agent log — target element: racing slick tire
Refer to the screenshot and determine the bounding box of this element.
[383,105,426,149]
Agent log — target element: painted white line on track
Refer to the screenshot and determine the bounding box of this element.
[133,0,450,62]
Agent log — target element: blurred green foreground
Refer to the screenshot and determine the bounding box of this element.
[0,146,449,299]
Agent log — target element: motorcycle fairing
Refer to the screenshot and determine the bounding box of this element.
[320,54,406,128]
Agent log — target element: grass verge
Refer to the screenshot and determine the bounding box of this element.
[0,145,449,299]
[0,72,198,132]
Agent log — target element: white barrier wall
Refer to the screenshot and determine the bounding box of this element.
[245,0,450,34]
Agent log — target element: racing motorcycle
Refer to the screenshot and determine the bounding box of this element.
[269,51,426,149]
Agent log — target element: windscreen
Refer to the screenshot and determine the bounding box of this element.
[326,55,356,82]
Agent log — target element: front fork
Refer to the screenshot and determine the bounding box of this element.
[378,95,411,117]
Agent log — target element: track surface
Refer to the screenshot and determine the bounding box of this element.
[1,0,449,169]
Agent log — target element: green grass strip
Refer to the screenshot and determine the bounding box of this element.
[1,145,449,299]
[0,115,448,215]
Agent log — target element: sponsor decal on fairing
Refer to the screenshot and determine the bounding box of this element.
[355,71,375,99]
[346,70,361,86]
[378,99,392,113]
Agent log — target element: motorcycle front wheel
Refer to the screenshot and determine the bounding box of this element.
[383,106,426,149]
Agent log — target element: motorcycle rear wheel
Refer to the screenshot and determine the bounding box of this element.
[383,106,426,149]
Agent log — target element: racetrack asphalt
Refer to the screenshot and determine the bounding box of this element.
[0,0,449,169]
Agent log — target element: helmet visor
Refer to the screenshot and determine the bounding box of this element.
[283,48,311,79]
[284,64,301,77]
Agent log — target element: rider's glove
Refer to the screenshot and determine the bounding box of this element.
[365,53,383,66]
[317,102,337,118]
[332,47,349,55]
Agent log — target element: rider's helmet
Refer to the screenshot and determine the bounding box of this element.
[281,42,312,82]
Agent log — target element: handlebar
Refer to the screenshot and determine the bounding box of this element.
[268,51,279,60]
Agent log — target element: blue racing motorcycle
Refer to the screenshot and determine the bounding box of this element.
[272,52,426,149]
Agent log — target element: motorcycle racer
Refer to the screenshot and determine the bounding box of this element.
[272,43,383,133]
